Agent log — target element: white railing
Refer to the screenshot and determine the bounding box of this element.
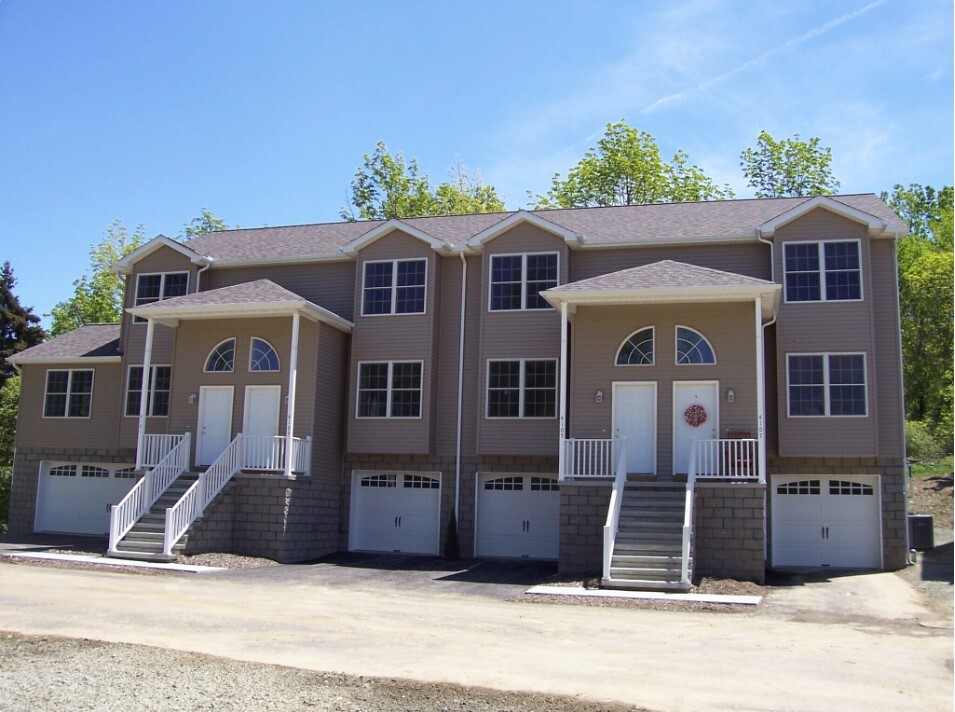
[291,436,312,474]
[139,433,187,468]
[109,433,191,553]
[242,435,287,470]
[692,438,761,481]
[564,438,619,478]
[681,442,698,586]
[601,443,628,581]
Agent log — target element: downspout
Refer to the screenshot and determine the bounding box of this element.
[557,301,568,479]
[756,229,774,281]
[284,311,301,477]
[889,231,913,564]
[454,250,467,521]
[194,260,211,293]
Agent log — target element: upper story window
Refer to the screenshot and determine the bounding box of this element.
[675,327,716,365]
[357,361,423,418]
[134,271,189,322]
[205,339,236,372]
[783,241,861,303]
[489,253,558,311]
[249,338,280,372]
[486,359,557,418]
[125,365,171,417]
[362,259,427,316]
[44,369,93,418]
[787,353,867,417]
[616,327,654,365]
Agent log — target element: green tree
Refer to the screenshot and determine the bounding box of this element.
[183,207,230,240]
[0,263,46,388]
[48,220,146,336]
[740,130,840,198]
[341,142,505,220]
[0,375,19,467]
[534,121,733,209]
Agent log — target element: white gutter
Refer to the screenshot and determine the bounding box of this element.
[454,251,467,520]
[756,229,775,282]
[195,261,212,292]
[557,301,569,479]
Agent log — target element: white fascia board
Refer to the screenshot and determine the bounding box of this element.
[9,356,121,366]
[113,235,211,275]
[341,220,451,256]
[543,284,781,317]
[128,301,354,332]
[759,196,887,236]
[466,211,582,249]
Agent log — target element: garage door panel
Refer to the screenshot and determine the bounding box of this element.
[476,475,559,560]
[350,473,441,555]
[36,463,138,536]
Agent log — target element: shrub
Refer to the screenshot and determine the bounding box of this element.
[906,420,946,460]
[0,466,10,534]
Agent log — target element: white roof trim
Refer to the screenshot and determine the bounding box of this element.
[113,235,211,274]
[466,211,582,249]
[341,220,451,256]
[9,355,121,366]
[759,196,887,236]
[127,300,353,333]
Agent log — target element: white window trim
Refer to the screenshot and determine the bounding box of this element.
[124,364,172,418]
[785,352,868,418]
[248,337,281,372]
[355,360,425,420]
[133,270,190,323]
[674,325,717,366]
[42,369,94,419]
[204,338,237,373]
[360,258,428,317]
[782,239,864,304]
[614,326,655,367]
[485,358,559,420]
[488,252,560,312]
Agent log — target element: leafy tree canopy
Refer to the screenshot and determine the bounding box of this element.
[740,130,840,198]
[533,121,734,209]
[183,207,230,240]
[0,375,19,467]
[341,142,505,220]
[0,263,45,387]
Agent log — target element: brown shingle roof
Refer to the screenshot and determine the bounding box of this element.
[180,194,905,264]
[10,324,121,362]
[131,279,307,311]
[550,260,777,293]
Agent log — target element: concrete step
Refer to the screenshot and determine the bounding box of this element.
[611,553,683,566]
[609,566,683,580]
[602,576,691,592]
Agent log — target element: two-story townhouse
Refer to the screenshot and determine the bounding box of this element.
[7,194,909,590]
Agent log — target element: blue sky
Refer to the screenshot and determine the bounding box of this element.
[1,0,951,325]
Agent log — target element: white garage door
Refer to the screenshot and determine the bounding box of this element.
[35,462,139,536]
[476,474,559,560]
[772,475,882,569]
[349,472,441,555]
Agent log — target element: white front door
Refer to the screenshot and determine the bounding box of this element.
[672,381,719,474]
[197,386,234,466]
[612,382,656,474]
[243,386,282,469]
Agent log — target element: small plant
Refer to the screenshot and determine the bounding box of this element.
[0,466,11,534]
[443,509,460,561]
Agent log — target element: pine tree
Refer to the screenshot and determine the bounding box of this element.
[0,262,46,388]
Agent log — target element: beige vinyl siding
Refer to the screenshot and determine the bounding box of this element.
[774,209,878,457]
[570,302,758,476]
[312,323,348,483]
[167,318,318,463]
[206,261,356,321]
[347,231,436,454]
[572,242,770,283]
[15,363,123,450]
[870,239,904,459]
[477,225,566,456]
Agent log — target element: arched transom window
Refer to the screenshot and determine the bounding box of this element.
[616,327,654,365]
[675,327,716,365]
[204,338,236,372]
[249,338,280,372]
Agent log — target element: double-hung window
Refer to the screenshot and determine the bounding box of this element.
[783,241,861,302]
[134,271,189,322]
[486,359,557,418]
[489,253,558,311]
[357,361,423,418]
[125,365,172,417]
[787,353,867,417]
[362,259,426,315]
[44,369,94,418]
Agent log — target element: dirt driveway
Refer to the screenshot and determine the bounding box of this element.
[0,558,950,712]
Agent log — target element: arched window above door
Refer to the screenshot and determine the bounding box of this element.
[615,327,654,365]
[675,326,716,365]
[249,338,280,372]
[204,338,236,372]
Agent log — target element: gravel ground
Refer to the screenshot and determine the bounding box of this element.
[0,632,641,712]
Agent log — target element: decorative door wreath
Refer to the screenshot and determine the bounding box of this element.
[684,404,708,428]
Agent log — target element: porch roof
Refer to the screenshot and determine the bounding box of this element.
[9,323,122,365]
[541,260,781,320]
[126,279,354,332]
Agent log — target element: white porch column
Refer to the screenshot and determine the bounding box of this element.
[754,296,767,483]
[284,311,301,477]
[557,301,568,479]
[136,318,155,470]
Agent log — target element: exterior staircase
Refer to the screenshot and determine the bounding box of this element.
[109,472,199,562]
[603,480,691,591]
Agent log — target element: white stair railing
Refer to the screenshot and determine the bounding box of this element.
[681,440,697,586]
[109,433,190,553]
[693,438,760,481]
[139,433,187,468]
[163,433,244,556]
[601,439,628,581]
